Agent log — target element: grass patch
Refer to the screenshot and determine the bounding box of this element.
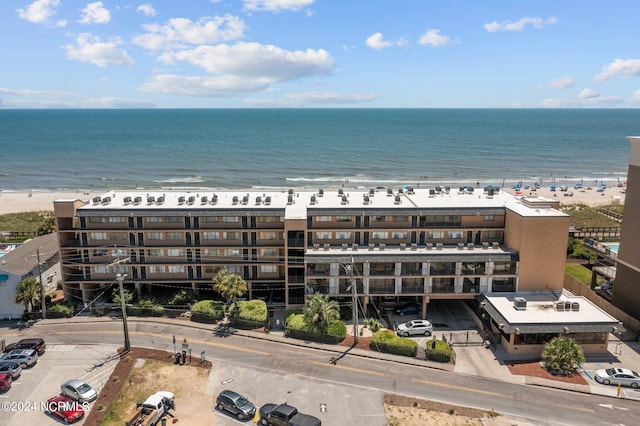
[0,211,56,239]
[560,204,621,227]
[565,263,600,284]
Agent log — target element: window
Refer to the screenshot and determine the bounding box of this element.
[108,216,125,223]
[166,232,183,240]
[258,216,277,223]
[372,216,387,222]
[111,248,128,257]
[372,231,388,239]
[204,266,220,274]
[448,231,464,239]
[428,231,444,239]
[167,249,184,257]
[146,216,162,223]
[111,232,127,240]
[166,216,181,223]
[223,232,239,240]
[89,217,105,223]
[203,232,220,240]
[204,248,221,256]
[93,249,108,256]
[261,265,277,273]
[225,248,241,256]
[168,265,184,274]
[335,231,352,239]
[148,232,163,240]
[484,214,495,221]
[114,265,127,274]
[316,216,332,222]
[393,215,409,222]
[203,216,219,223]
[226,266,241,274]
[392,231,408,239]
[148,249,163,257]
[316,231,332,240]
[94,265,108,274]
[336,215,352,222]
[484,230,501,240]
[261,248,278,257]
[90,232,107,240]
[259,231,277,240]
[149,266,165,274]
[223,216,239,223]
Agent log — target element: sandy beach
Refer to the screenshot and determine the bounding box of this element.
[0,184,627,215]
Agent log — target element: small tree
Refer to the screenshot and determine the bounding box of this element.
[303,294,340,331]
[111,287,134,306]
[542,336,585,373]
[15,277,41,313]
[212,269,247,308]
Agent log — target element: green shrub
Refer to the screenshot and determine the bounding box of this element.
[327,320,347,339]
[167,289,196,305]
[285,314,345,344]
[364,318,385,333]
[370,330,417,357]
[190,300,225,323]
[47,304,72,318]
[425,339,452,362]
[231,300,268,329]
[284,309,304,322]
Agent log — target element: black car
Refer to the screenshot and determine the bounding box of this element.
[393,302,422,316]
[4,338,46,356]
[216,390,256,420]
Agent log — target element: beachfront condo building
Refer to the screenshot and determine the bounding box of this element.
[55,187,628,356]
[54,187,569,311]
[612,136,640,320]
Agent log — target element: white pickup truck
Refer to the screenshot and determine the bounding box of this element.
[125,391,175,426]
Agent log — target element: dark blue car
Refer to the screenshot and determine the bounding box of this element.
[394,303,421,316]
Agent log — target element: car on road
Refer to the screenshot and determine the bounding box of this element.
[216,389,256,420]
[45,395,85,424]
[1,349,38,368]
[0,361,22,380]
[4,338,46,356]
[396,319,433,337]
[0,372,12,392]
[594,367,640,388]
[393,302,422,316]
[61,379,98,403]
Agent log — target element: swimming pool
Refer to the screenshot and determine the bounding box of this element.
[603,243,619,253]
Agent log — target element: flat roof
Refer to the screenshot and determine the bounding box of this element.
[481,291,623,334]
[73,187,567,218]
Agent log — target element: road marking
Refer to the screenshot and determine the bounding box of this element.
[308,360,385,376]
[412,378,506,397]
[599,403,628,411]
[47,345,76,351]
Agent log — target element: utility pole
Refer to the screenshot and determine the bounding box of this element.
[36,249,46,320]
[109,253,131,352]
[343,256,358,345]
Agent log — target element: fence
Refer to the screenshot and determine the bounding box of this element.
[569,226,621,239]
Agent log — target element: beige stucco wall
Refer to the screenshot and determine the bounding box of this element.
[504,210,569,291]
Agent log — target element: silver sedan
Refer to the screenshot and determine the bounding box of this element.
[594,367,640,388]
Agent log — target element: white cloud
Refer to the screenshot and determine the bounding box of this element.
[139,74,271,97]
[578,88,599,99]
[243,0,314,13]
[0,87,70,97]
[163,42,334,82]
[594,58,640,81]
[133,15,246,51]
[418,29,452,47]
[630,90,640,104]
[283,91,379,104]
[79,2,111,25]
[484,17,558,33]
[540,76,576,89]
[64,34,134,67]
[366,32,396,50]
[56,19,67,27]
[16,0,60,24]
[137,3,156,17]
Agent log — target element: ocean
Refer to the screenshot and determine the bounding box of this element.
[0,108,637,192]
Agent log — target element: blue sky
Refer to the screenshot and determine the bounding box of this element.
[2,0,640,108]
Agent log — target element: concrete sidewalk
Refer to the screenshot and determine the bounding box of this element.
[18,315,640,401]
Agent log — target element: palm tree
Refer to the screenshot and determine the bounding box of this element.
[542,336,585,373]
[212,269,248,308]
[14,277,41,314]
[303,294,340,331]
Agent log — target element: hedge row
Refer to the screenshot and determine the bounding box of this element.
[425,339,452,362]
[190,300,225,323]
[285,313,346,344]
[369,330,418,357]
[230,300,268,329]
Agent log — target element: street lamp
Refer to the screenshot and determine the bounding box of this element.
[116,273,131,351]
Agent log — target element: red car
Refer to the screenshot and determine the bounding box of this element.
[46,395,85,424]
[0,372,12,392]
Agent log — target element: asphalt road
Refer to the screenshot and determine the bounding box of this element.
[3,319,639,426]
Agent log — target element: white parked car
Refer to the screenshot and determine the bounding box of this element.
[594,368,640,388]
[1,349,38,368]
[61,379,98,403]
[396,319,433,337]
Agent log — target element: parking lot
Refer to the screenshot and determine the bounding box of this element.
[0,341,119,425]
